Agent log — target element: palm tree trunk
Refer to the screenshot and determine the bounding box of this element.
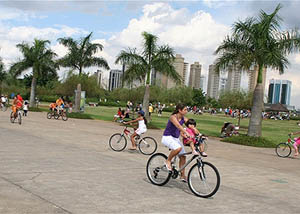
[29,77,37,108]
[247,83,264,137]
[75,83,81,112]
[142,84,150,121]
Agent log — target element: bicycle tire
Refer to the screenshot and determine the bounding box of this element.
[47,112,52,119]
[10,112,15,123]
[138,136,158,155]
[54,113,59,120]
[146,153,171,186]
[109,133,127,151]
[275,142,292,158]
[18,111,22,125]
[188,161,220,198]
[62,113,68,121]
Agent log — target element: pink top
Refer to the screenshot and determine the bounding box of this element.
[183,128,196,145]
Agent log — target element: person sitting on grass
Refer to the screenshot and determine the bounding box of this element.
[123,110,147,150]
[113,108,122,122]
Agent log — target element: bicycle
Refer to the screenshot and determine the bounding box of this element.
[47,108,68,121]
[275,134,298,158]
[109,124,158,155]
[10,109,22,125]
[146,135,220,198]
[0,102,7,112]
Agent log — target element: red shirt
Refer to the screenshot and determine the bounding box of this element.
[16,95,23,107]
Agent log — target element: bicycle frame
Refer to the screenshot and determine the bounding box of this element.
[173,152,202,173]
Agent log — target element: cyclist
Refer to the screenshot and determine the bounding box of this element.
[56,97,65,113]
[162,103,191,180]
[290,123,300,156]
[49,102,57,112]
[182,118,208,157]
[11,95,22,118]
[123,110,147,150]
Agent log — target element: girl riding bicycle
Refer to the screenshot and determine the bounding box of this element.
[182,119,208,157]
[290,123,300,157]
[161,103,191,182]
[123,110,147,150]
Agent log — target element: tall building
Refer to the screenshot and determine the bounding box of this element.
[207,64,220,99]
[158,54,187,88]
[183,62,189,86]
[189,62,202,89]
[199,75,206,91]
[268,79,292,105]
[248,65,267,92]
[94,70,103,86]
[109,69,122,91]
[219,78,227,92]
[226,65,241,91]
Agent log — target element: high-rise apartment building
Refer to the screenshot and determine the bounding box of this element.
[199,75,206,91]
[268,79,291,105]
[109,69,122,91]
[189,62,202,89]
[219,78,227,92]
[226,65,241,91]
[207,64,220,99]
[248,65,267,92]
[158,54,187,88]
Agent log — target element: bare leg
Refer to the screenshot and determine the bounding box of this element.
[166,147,181,170]
[294,143,299,156]
[130,133,137,150]
[179,155,186,180]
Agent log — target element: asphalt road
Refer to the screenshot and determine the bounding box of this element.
[0,110,299,213]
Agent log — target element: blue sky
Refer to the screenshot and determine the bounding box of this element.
[1,0,300,107]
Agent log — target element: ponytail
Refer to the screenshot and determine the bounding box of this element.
[143,116,148,125]
[172,103,186,115]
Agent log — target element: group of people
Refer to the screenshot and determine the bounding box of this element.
[11,93,29,117]
[49,97,73,114]
[122,103,208,182]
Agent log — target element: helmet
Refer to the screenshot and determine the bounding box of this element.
[138,110,145,116]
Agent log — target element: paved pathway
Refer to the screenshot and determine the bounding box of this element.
[0,110,299,213]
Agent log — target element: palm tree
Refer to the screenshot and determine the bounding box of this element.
[215,4,300,137]
[57,32,109,75]
[10,39,58,107]
[115,32,181,119]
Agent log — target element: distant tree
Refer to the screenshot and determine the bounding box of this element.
[10,39,58,107]
[57,32,109,76]
[192,88,206,107]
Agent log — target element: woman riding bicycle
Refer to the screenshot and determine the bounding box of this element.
[162,103,191,181]
[123,110,147,150]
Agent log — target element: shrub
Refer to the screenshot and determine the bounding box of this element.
[38,95,58,102]
[290,116,300,121]
[68,112,93,119]
[221,135,275,148]
[98,101,127,107]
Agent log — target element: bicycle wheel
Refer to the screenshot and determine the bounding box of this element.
[18,111,22,125]
[61,113,68,121]
[1,104,7,112]
[138,137,158,155]
[275,143,291,158]
[10,112,15,123]
[109,133,127,151]
[47,112,52,119]
[54,113,59,120]
[188,161,220,198]
[146,153,171,186]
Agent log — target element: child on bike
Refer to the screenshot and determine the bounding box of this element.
[182,119,208,157]
[123,110,147,150]
[49,102,57,112]
[290,123,300,156]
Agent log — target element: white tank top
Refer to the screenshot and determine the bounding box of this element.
[138,119,147,130]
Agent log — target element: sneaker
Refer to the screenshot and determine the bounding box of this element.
[192,150,200,156]
[200,152,208,157]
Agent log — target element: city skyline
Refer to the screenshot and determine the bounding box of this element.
[0,1,299,107]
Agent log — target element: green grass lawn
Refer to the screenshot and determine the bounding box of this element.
[36,105,299,147]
